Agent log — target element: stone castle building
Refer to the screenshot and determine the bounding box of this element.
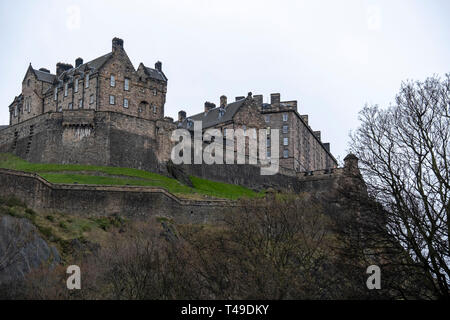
[1,37,337,181]
[9,38,167,125]
[177,93,337,172]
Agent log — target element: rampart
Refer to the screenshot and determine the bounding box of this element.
[0,168,233,224]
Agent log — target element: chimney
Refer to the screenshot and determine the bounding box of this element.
[155,61,162,71]
[56,63,73,77]
[112,37,124,52]
[344,154,359,174]
[204,102,216,113]
[253,94,263,106]
[220,95,227,108]
[39,68,50,73]
[270,93,280,105]
[323,143,330,152]
[301,115,309,125]
[75,57,83,68]
[313,131,321,141]
[178,110,186,122]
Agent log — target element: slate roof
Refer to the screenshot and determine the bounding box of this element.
[144,66,167,82]
[59,52,113,79]
[33,69,56,83]
[0,125,8,131]
[181,98,246,130]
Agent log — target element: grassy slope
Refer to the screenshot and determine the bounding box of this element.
[0,153,263,200]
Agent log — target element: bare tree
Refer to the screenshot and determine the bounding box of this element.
[349,74,450,299]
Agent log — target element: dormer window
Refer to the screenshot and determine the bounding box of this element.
[74,78,79,93]
[14,106,18,117]
[85,74,90,88]
[124,78,129,91]
[54,88,58,101]
[110,75,115,87]
[64,83,68,97]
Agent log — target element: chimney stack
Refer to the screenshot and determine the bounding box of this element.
[204,102,216,113]
[75,57,83,68]
[155,61,162,71]
[112,37,124,52]
[270,93,280,105]
[56,62,73,77]
[178,110,186,122]
[220,95,227,108]
[253,94,263,106]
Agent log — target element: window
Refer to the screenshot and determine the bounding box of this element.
[123,98,129,108]
[27,98,31,112]
[283,125,288,134]
[283,149,289,158]
[265,115,270,123]
[90,94,94,104]
[242,125,247,132]
[54,88,58,101]
[64,83,68,97]
[153,89,157,96]
[27,79,31,87]
[124,78,130,91]
[267,137,270,146]
[109,95,115,105]
[14,106,18,117]
[85,74,90,88]
[110,75,115,87]
[283,113,288,122]
[153,105,157,114]
[267,150,271,158]
[74,79,79,93]
[58,106,62,112]
[68,103,73,110]
[79,99,83,109]
[283,137,289,146]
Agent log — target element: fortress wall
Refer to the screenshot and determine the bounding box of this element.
[0,111,168,172]
[179,163,343,194]
[0,169,231,224]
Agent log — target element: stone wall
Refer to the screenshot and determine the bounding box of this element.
[0,168,232,224]
[0,110,173,173]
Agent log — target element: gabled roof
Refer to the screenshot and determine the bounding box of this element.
[33,69,56,83]
[181,98,246,130]
[144,66,167,82]
[59,52,113,79]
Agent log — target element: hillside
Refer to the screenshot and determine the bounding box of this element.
[0,153,263,200]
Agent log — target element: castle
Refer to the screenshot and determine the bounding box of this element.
[1,37,338,183]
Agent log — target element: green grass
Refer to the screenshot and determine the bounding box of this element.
[0,153,262,200]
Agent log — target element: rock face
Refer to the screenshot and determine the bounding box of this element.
[0,215,61,285]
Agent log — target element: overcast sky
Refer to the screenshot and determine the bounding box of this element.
[0,0,448,162]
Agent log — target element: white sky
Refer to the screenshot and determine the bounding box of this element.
[0,0,449,162]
